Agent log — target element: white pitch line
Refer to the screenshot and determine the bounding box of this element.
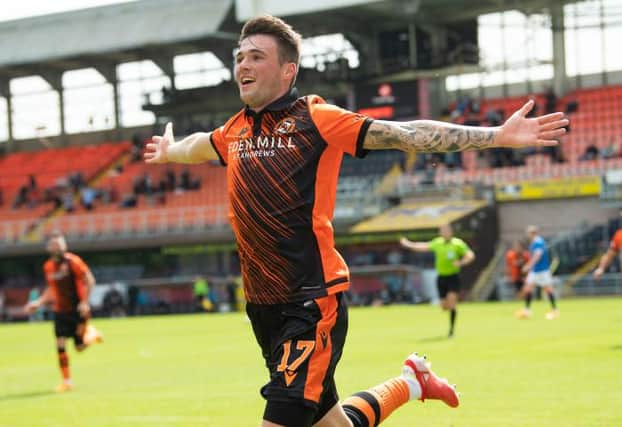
[117,415,212,423]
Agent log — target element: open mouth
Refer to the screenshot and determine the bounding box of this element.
[240,77,256,87]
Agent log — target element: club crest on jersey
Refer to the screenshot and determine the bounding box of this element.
[274,117,296,135]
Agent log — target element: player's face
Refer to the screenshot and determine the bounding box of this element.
[46,236,67,259]
[440,225,453,240]
[526,229,537,241]
[234,35,295,111]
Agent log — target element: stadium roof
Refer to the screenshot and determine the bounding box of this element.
[237,0,571,24]
[0,0,579,80]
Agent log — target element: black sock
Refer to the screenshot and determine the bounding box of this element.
[525,292,532,309]
[449,309,456,334]
[547,292,557,309]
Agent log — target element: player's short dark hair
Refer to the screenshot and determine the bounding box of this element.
[240,15,302,66]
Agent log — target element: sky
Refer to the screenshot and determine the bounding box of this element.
[0,0,135,23]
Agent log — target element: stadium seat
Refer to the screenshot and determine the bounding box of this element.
[0,141,131,242]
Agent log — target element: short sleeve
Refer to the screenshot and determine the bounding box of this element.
[210,126,228,166]
[43,261,54,286]
[455,239,469,257]
[611,230,622,252]
[69,255,90,279]
[308,96,372,158]
[530,238,544,254]
[428,237,442,250]
[68,255,91,301]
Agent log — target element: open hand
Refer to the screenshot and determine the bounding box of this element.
[24,301,39,314]
[144,122,175,164]
[496,100,568,148]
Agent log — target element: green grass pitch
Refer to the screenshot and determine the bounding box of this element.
[1,298,621,426]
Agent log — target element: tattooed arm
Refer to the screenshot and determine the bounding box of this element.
[363,100,568,152]
[365,120,496,152]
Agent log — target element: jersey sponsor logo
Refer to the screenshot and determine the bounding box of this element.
[229,135,296,160]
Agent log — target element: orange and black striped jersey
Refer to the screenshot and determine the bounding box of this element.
[211,89,372,304]
[43,252,90,313]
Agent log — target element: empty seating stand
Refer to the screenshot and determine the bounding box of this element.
[42,160,229,239]
[0,141,131,243]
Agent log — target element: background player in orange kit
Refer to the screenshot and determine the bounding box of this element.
[506,240,530,296]
[145,14,568,427]
[25,231,102,392]
[593,228,622,280]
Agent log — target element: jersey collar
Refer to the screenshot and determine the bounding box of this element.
[244,87,299,118]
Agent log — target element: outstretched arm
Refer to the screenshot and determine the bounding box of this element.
[363,100,568,152]
[24,287,52,314]
[144,123,219,164]
[400,237,431,252]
